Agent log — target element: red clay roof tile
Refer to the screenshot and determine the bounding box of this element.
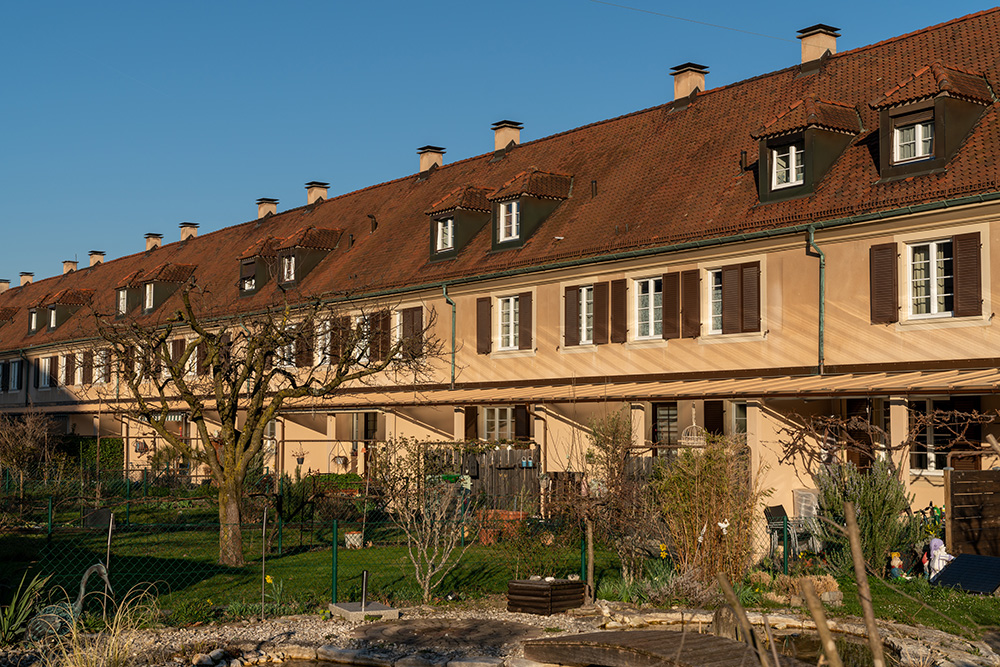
[754,96,861,137]
[871,63,994,108]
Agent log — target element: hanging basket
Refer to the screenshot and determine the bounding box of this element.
[679,425,708,448]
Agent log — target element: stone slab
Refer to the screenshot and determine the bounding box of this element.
[328,601,400,622]
[446,658,504,667]
[316,646,362,663]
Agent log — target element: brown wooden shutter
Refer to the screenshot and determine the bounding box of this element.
[476,297,492,355]
[564,286,580,347]
[82,351,93,385]
[0,362,8,392]
[240,260,255,279]
[296,329,314,367]
[741,262,761,332]
[171,339,184,365]
[464,406,479,440]
[681,270,700,338]
[953,232,982,318]
[514,405,531,440]
[48,356,59,387]
[518,292,532,350]
[869,242,898,324]
[593,282,609,345]
[721,264,742,335]
[704,400,725,435]
[401,306,423,357]
[197,341,208,375]
[102,351,111,382]
[33,358,39,388]
[330,316,352,364]
[370,310,391,362]
[662,273,680,339]
[150,347,162,375]
[64,354,76,386]
[610,279,627,343]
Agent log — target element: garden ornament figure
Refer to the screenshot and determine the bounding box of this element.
[928,538,954,581]
[889,552,911,580]
[27,563,112,639]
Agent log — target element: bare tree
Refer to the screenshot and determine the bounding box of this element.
[370,438,476,602]
[0,406,59,499]
[93,280,441,566]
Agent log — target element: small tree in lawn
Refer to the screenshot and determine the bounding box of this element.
[93,280,441,566]
[372,438,476,603]
[0,406,59,499]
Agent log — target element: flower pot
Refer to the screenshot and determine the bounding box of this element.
[478,528,500,546]
[296,457,305,465]
[345,531,363,549]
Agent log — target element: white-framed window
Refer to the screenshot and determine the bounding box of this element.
[116,289,128,315]
[578,285,595,344]
[9,359,22,391]
[74,352,83,385]
[241,275,256,292]
[144,283,154,310]
[39,357,51,389]
[94,350,109,384]
[29,310,38,332]
[635,277,662,339]
[499,201,520,242]
[498,295,520,350]
[484,406,514,441]
[709,269,724,334]
[771,142,804,189]
[281,254,296,283]
[435,217,454,252]
[278,328,296,367]
[894,120,934,163]
[48,307,57,329]
[908,239,953,318]
[315,319,331,365]
[909,398,952,472]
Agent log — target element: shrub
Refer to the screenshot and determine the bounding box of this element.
[0,571,49,646]
[814,458,921,575]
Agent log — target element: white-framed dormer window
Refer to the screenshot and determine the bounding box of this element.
[281,254,296,283]
[709,269,724,334]
[242,275,256,292]
[771,142,804,189]
[894,119,934,163]
[48,307,57,329]
[435,217,454,252]
[578,285,595,345]
[39,357,51,389]
[635,277,662,339]
[498,295,520,350]
[29,310,38,332]
[908,239,953,318]
[9,359,22,391]
[484,406,514,441]
[116,289,128,316]
[499,201,520,242]
[144,283,154,310]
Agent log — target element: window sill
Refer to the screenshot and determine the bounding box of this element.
[909,469,944,478]
[491,348,535,359]
[699,331,765,344]
[560,343,598,354]
[625,337,667,350]
[896,315,989,331]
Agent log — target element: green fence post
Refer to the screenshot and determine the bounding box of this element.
[47,496,53,536]
[143,469,148,497]
[331,519,339,604]
[579,536,586,581]
[125,475,131,526]
[782,515,789,576]
[278,477,283,556]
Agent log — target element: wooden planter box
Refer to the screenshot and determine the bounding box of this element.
[507,579,586,615]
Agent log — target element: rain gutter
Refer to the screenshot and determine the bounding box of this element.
[806,226,825,375]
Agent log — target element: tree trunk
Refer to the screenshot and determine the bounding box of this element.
[219,482,245,566]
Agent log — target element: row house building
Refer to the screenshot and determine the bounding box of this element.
[2,10,1000,518]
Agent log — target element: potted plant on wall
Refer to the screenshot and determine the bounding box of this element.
[292,445,307,466]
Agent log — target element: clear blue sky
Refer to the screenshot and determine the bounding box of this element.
[0,1,989,282]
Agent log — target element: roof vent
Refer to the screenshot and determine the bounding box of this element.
[305,181,329,205]
[257,198,278,218]
[145,233,163,252]
[492,120,522,151]
[63,260,78,275]
[417,145,446,172]
[670,63,708,101]
[19,272,33,287]
[0,280,8,293]
[89,250,105,267]
[180,222,199,241]
[798,24,839,63]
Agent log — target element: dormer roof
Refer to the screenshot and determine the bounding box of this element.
[239,236,279,260]
[488,170,572,202]
[871,63,994,109]
[144,263,197,283]
[275,227,343,252]
[753,96,861,138]
[426,186,492,216]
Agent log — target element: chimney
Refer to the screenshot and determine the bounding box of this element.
[257,198,278,218]
[63,260,78,274]
[492,120,523,150]
[417,145,445,172]
[305,181,329,205]
[179,222,199,241]
[20,272,33,287]
[0,280,8,293]
[798,24,839,63]
[89,250,105,267]
[670,63,709,100]
[145,233,162,251]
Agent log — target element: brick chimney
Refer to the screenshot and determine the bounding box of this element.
[63,260,78,274]
[798,24,839,63]
[670,63,709,100]
[417,146,445,172]
[145,233,163,251]
[0,280,9,293]
[180,222,199,241]
[20,272,33,287]
[492,121,522,150]
[89,250,105,267]
[305,181,329,204]
[257,198,278,218]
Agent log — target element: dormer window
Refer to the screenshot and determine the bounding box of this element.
[281,254,296,283]
[893,114,934,163]
[117,289,128,316]
[499,201,520,242]
[435,218,454,252]
[144,283,155,311]
[29,310,38,332]
[771,142,804,188]
[48,307,57,329]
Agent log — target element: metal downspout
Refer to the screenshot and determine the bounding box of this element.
[807,226,825,375]
[442,284,456,390]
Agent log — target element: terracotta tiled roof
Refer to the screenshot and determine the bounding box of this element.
[753,96,861,138]
[239,236,279,260]
[0,9,999,352]
[488,170,573,201]
[275,227,343,252]
[144,263,197,283]
[0,307,16,322]
[871,63,994,108]
[116,270,145,289]
[49,289,94,306]
[426,186,492,215]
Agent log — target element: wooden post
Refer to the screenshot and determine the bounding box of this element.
[843,501,885,667]
[801,579,843,667]
[944,467,953,554]
[717,573,771,667]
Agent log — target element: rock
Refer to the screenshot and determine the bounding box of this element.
[281,645,317,661]
[351,654,395,667]
[447,658,504,667]
[395,655,449,667]
[316,646,362,663]
[228,660,242,667]
[602,620,626,629]
[505,659,560,667]
[191,654,214,666]
[208,648,227,662]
